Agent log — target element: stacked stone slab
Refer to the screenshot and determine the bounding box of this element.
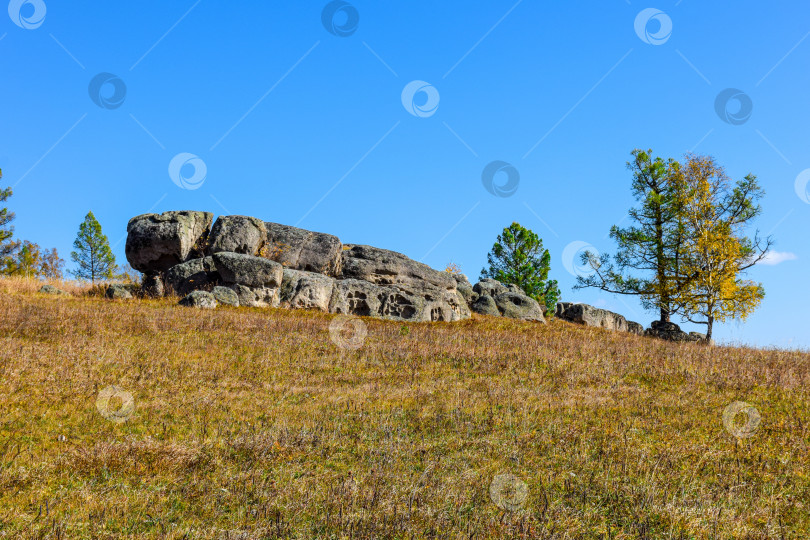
[127,211,552,323]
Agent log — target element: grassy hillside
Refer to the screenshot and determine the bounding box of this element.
[0,277,808,539]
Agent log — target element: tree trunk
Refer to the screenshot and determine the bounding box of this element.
[660,307,670,323]
[706,315,714,342]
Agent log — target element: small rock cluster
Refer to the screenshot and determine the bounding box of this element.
[122,211,548,323]
[554,302,709,343]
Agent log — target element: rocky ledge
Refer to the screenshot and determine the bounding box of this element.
[123,211,546,323]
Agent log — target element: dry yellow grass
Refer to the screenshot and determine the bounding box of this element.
[0,276,807,539]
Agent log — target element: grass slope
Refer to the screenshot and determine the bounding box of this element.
[0,277,808,539]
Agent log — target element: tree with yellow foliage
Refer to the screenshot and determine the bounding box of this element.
[674,155,770,341]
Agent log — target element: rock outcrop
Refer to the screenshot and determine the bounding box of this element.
[124,211,549,324]
[125,211,212,273]
[209,215,266,255]
[264,222,342,276]
[39,284,69,296]
[558,303,629,332]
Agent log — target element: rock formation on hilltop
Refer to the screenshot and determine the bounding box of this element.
[123,211,543,323]
[121,211,711,343]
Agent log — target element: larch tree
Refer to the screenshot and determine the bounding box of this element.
[675,154,770,340]
[481,222,561,311]
[70,211,117,283]
[575,149,687,322]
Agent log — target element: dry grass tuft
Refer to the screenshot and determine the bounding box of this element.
[0,276,807,538]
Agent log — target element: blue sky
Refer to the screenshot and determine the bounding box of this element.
[2,1,808,348]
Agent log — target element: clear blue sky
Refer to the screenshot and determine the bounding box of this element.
[2,1,808,348]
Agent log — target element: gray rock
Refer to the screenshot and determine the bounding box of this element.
[212,286,239,307]
[341,244,456,291]
[165,257,219,296]
[125,211,212,273]
[213,252,283,289]
[106,284,133,300]
[627,321,644,335]
[328,279,388,318]
[555,302,574,318]
[473,279,508,298]
[494,292,546,322]
[559,304,629,332]
[453,275,477,305]
[39,284,68,296]
[383,281,471,322]
[644,320,705,342]
[209,215,266,256]
[264,222,342,276]
[179,290,217,309]
[228,284,279,308]
[280,269,335,311]
[141,273,164,298]
[470,294,500,317]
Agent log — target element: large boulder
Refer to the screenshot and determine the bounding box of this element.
[165,257,219,296]
[473,279,508,298]
[328,279,387,317]
[208,215,266,256]
[341,245,457,291]
[212,286,239,307]
[555,302,574,318]
[471,294,500,317]
[280,269,335,312]
[264,223,342,276]
[327,279,469,322]
[179,290,217,309]
[213,252,284,308]
[212,252,283,289]
[125,211,213,273]
[559,303,628,332]
[493,292,546,322]
[105,284,134,300]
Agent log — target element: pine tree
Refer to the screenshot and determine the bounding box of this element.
[0,168,21,267]
[575,149,687,322]
[481,222,560,311]
[70,212,117,283]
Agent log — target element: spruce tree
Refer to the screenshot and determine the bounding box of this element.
[0,168,20,267]
[70,211,117,283]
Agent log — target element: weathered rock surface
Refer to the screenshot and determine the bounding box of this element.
[493,292,546,322]
[228,284,279,308]
[471,294,500,317]
[555,302,574,318]
[280,269,335,312]
[213,252,283,289]
[342,245,457,291]
[126,211,212,273]
[558,303,629,332]
[453,274,477,305]
[179,290,217,309]
[209,215,266,256]
[328,279,387,317]
[644,320,707,343]
[264,223,342,276]
[472,278,507,298]
[627,321,645,335]
[39,284,68,295]
[165,257,219,296]
[212,286,239,307]
[141,273,164,298]
[106,284,133,300]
